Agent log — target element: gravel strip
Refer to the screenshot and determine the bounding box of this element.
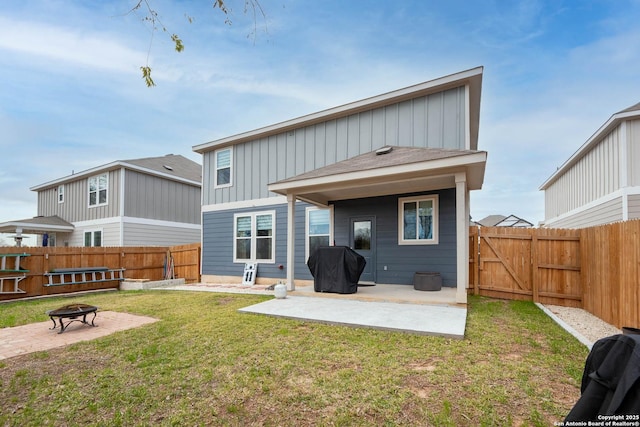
[543,304,621,347]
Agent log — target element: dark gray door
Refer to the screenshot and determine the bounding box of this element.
[350,216,376,283]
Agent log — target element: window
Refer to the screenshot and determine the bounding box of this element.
[214,148,232,187]
[88,173,108,207]
[306,207,332,260]
[234,211,275,263]
[398,195,438,245]
[84,230,102,247]
[57,185,64,203]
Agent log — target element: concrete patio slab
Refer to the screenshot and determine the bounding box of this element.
[238,295,467,339]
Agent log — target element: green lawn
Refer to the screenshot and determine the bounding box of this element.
[0,292,588,426]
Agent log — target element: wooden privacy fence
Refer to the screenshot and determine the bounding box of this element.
[0,242,201,301]
[470,220,640,329]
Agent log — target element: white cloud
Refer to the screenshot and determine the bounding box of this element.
[0,17,143,74]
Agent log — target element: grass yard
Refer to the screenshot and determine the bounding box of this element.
[0,292,588,426]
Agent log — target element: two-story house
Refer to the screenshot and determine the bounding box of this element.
[540,102,640,228]
[0,154,202,247]
[193,67,487,303]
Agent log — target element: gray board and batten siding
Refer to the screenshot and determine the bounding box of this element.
[37,168,200,225]
[123,169,201,224]
[202,189,457,286]
[203,87,467,205]
[37,169,121,222]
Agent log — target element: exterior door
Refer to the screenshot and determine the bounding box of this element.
[350,216,376,283]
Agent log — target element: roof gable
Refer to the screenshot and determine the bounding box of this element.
[31,154,201,191]
[540,101,640,190]
[194,66,483,153]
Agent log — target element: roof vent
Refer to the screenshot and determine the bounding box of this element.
[163,165,174,171]
[376,146,393,155]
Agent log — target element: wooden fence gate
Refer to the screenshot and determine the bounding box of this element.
[470,226,582,307]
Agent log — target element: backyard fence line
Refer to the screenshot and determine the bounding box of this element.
[470,219,640,329]
[0,243,201,301]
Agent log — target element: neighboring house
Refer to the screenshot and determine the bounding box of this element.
[0,154,202,247]
[477,214,533,228]
[193,67,487,303]
[540,102,640,228]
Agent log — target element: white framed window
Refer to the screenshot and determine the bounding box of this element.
[233,211,275,263]
[84,229,102,247]
[88,173,108,207]
[57,185,64,203]
[214,147,232,188]
[306,206,333,260]
[398,195,438,245]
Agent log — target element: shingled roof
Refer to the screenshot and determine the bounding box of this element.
[274,146,484,184]
[123,154,202,183]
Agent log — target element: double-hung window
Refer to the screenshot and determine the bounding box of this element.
[88,173,108,207]
[306,207,332,260]
[57,185,64,203]
[214,148,232,188]
[84,230,102,247]
[398,195,438,245]
[234,211,275,263]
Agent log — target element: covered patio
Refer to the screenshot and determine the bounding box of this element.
[267,146,487,304]
[0,215,73,247]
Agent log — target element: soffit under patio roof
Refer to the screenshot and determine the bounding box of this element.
[268,146,487,206]
[0,215,74,235]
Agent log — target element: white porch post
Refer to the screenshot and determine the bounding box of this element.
[455,173,469,304]
[286,193,296,291]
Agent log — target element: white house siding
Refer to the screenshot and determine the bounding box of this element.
[122,221,200,246]
[37,169,121,222]
[628,194,640,219]
[123,170,201,224]
[202,87,467,206]
[627,119,640,186]
[65,220,121,247]
[545,196,623,229]
[544,126,622,219]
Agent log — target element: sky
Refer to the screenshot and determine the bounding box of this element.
[1,0,639,241]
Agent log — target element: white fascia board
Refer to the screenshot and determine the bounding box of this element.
[268,152,487,194]
[202,196,288,213]
[540,109,640,190]
[0,221,74,232]
[193,67,484,154]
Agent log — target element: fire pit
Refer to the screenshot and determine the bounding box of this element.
[46,303,98,334]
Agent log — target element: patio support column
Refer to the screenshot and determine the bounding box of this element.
[286,193,296,291]
[455,173,468,304]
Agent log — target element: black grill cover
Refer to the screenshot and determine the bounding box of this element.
[307,246,366,294]
[565,333,640,422]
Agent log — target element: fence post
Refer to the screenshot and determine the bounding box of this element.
[531,231,539,303]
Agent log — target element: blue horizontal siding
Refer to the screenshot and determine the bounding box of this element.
[202,202,313,281]
[333,189,457,286]
[203,189,457,286]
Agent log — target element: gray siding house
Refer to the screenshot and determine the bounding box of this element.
[0,154,201,246]
[193,67,487,303]
[540,102,640,228]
